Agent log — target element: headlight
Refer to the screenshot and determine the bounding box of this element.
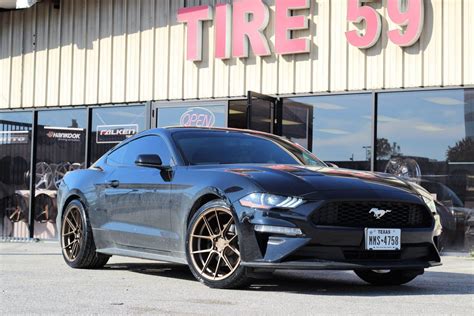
[422,196,437,214]
[239,193,304,210]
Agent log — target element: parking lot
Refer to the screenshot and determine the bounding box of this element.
[0,242,473,315]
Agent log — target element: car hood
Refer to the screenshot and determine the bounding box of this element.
[221,165,423,202]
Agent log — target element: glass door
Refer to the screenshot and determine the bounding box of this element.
[246,91,280,134]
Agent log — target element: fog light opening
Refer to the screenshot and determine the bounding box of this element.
[254,225,303,237]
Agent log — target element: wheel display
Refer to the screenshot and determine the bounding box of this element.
[35,162,54,190]
[354,269,423,286]
[53,162,71,190]
[5,193,29,223]
[384,157,421,181]
[61,200,110,269]
[186,200,249,289]
[34,193,57,223]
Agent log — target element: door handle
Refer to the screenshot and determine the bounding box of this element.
[107,180,120,188]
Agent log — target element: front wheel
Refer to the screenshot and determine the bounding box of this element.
[354,269,423,286]
[61,200,110,269]
[186,200,250,289]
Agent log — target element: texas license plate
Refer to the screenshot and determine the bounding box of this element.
[365,228,401,251]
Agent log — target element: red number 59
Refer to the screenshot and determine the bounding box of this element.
[346,0,424,49]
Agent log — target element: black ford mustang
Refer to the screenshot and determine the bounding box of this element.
[57,127,441,288]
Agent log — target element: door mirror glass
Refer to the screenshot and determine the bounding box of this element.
[135,154,163,168]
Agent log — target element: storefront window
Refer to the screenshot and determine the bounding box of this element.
[0,112,32,238]
[34,109,87,239]
[91,105,146,163]
[376,89,474,219]
[156,103,227,129]
[282,94,373,170]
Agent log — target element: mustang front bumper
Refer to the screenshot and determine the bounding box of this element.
[233,200,442,271]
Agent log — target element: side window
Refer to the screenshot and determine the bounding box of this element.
[107,136,172,167]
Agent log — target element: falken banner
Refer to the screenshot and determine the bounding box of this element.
[96,124,139,144]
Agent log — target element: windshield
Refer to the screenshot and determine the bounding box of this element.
[172,130,326,167]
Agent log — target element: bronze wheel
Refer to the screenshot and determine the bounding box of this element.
[61,205,83,262]
[189,206,241,281]
[60,199,110,269]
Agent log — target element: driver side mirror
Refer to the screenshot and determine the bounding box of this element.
[135,154,166,169]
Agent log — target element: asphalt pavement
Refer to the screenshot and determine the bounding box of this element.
[0,242,473,315]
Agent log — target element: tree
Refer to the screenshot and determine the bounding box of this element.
[447,137,474,162]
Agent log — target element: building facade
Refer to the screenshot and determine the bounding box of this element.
[0,0,473,242]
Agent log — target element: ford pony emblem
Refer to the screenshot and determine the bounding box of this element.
[369,208,392,220]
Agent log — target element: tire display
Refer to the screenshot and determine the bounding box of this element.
[4,193,29,223]
[384,157,422,181]
[34,193,57,223]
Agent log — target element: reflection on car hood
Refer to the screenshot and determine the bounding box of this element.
[220,165,422,201]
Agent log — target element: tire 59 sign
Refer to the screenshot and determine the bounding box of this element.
[178,0,425,61]
[346,0,424,48]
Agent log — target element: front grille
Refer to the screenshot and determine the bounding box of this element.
[312,201,433,228]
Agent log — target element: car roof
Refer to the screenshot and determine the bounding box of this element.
[152,126,278,138]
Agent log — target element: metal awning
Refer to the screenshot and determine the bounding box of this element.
[0,0,39,9]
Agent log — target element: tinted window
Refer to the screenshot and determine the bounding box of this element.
[108,136,172,167]
[282,94,372,171]
[36,109,87,240]
[172,131,325,166]
[376,89,473,211]
[91,105,146,163]
[0,111,32,239]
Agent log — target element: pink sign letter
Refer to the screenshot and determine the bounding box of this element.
[232,0,271,58]
[177,5,213,61]
[387,0,424,47]
[275,0,310,55]
[345,0,382,49]
[215,3,232,59]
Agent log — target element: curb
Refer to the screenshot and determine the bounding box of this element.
[0,237,41,243]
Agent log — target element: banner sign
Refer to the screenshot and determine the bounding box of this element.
[178,0,425,61]
[96,124,139,144]
[44,127,83,142]
[0,131,30,145]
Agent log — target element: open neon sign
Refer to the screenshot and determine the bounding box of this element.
[178,0,424,61]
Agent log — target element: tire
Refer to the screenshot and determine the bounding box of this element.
[61,200,110,269]
[354,269,423,286]
[185,200,250,289]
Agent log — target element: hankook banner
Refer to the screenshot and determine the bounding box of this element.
[44,127,83,142]
[96,124,138,144]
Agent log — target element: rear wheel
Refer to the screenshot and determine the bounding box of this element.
[186,200,250,289]
[61,200,110,269]
[354,269,423,286]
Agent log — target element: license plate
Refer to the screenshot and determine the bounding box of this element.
[365,228,401,251]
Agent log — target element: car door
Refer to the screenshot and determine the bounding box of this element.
[103,135,173,252]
